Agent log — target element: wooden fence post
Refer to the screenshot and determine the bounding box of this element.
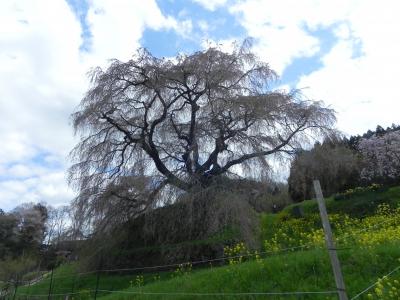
[70,272,77,296]
[47,268,54,300]
[94,258,103,300]
[12,277,18,300]
[313,180,348,300]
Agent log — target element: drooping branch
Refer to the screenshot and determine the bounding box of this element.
[69,41,336,224]
[213,119,310,175]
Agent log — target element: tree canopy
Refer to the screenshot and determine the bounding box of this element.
[288,138,360,202]
[68,42,336,224]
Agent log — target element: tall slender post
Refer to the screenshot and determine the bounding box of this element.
[313,180,348,300]
[47,268,54,300]
[12,277,18,300]
[94,269,101,300]
[26,280,31,299]
[94,259,103,300]
[70,272,77,296]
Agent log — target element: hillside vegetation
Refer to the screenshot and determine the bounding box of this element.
[11,185,400,299]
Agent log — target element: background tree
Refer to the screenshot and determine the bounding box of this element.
[288,137,360,202]
[0,210,19,259]
[12,203,48,257]
[45,205,70,246]
[69,41,336,230]
[0,203,49,283]
[358,129,400,184]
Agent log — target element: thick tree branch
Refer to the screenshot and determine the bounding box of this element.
[212,120,309,175]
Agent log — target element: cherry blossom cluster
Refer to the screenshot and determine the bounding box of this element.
[358,130,400,181]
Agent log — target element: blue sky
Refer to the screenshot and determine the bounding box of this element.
[64,0,364,90]
[65,0,337,87]
[1,0,399,210]
[141,0,247,56]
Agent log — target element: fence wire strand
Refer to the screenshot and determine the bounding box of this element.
[15,289,339,298]
[350,265,400,300]
[11,205,400,284]
[59,212,400,278]
[22,243,315,281]
[97,289,339,296]
[7,205,400,299]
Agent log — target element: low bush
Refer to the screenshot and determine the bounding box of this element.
[334,183,383,200]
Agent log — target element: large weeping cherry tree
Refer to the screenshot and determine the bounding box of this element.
[68,41,336,228]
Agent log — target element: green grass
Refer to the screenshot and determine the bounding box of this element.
[13,243,400,300]
[13,263,178,299]
[280,186,400,219]
[12,264,128,299]
[11,243,400,300]
[12,185,400,299]
[100,243,400,300]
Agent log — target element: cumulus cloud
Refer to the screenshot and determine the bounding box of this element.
[229,0,400,134]
[230,0,322,74]
[0,0,84,162]
[0,0,190,210]
[192,0,228,11]
[296,0,400,134]
[84,0,192,66]
[0,171,75,210]
[200,38,239,53]
[0,1,84,212]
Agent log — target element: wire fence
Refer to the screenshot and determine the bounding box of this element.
[8,215,395,286]
[8,243,316,285]
[350,265,400,300]
[4,195,400,299]
[14,290,341,299]
[1,242,335,299]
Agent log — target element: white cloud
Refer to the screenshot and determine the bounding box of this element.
[198,20,209,33]
[85,0,193,66]
[192,0,228,11]
[228,0,380,74]
[0,0,189,211]
[0,133,36,164]
[8,164,37,178]
[230,0,323,74]
[296,0,400,135]
[0,0,84,168]
[0,171,75,210]
[200,38,238,53]
[230,0,400,134]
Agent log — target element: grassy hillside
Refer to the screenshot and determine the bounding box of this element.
[11,185,400,299]
[281,185,400,218]
[13,264,131,298]
[99,243,400,300]
[12,264,175,299]
[14,243,400,299]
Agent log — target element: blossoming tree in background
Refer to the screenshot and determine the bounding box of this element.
[358,130,400,183]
